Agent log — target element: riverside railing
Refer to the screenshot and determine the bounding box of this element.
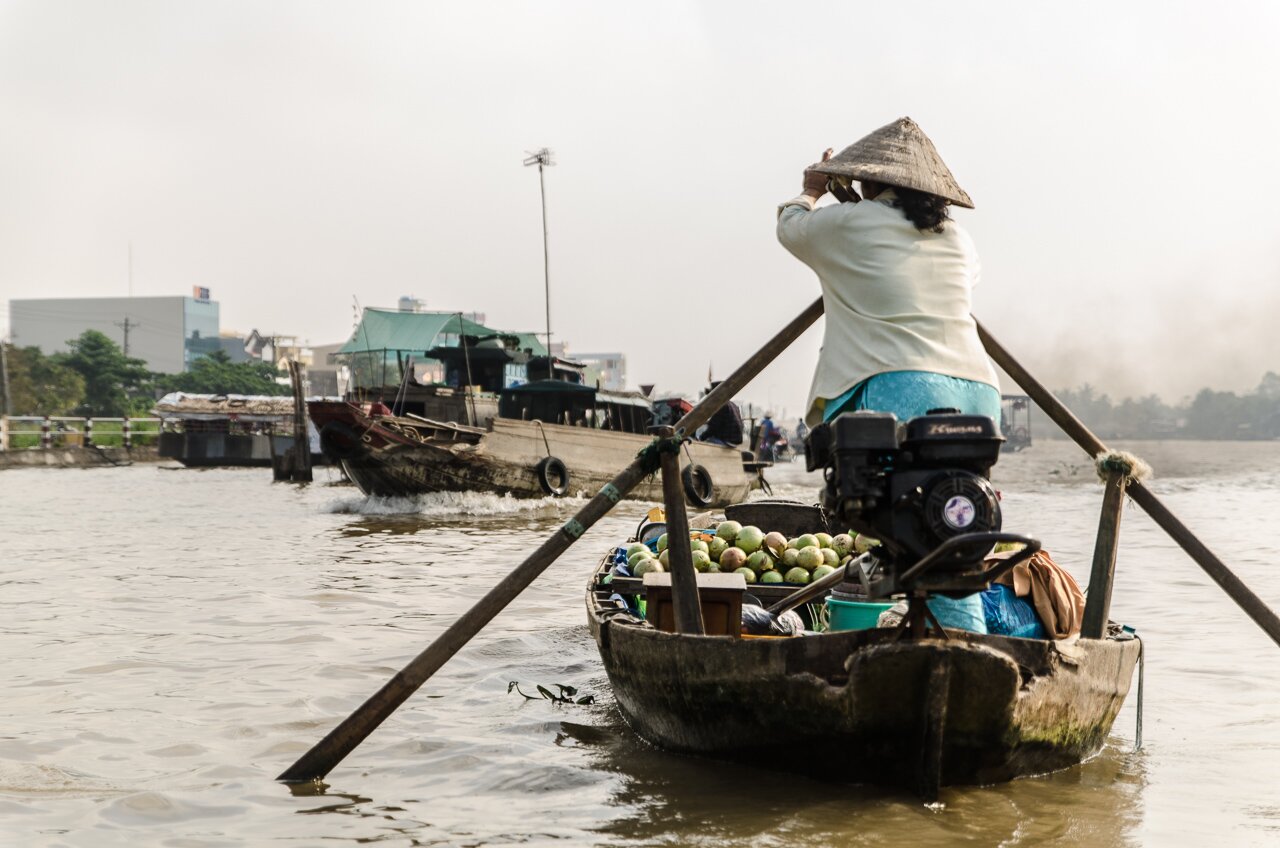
[0,416,162,451]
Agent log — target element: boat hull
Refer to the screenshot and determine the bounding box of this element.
[309,401,761,506]
[159,431,275,467]
[587,579,1140,791]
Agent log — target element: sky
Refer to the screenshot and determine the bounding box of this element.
[3,1,1279,420]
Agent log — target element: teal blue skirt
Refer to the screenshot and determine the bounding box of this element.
[823,370,999,633]
[822,370,1001,423]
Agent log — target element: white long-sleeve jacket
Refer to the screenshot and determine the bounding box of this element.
[777,190,999,426]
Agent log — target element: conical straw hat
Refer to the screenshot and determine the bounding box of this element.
[812,117,973,209]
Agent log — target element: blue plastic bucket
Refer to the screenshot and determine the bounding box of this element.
[826,596,894,631]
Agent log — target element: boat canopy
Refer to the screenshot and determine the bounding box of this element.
[338,308,547,358]
[336,307,549,393]
[523,355,588,383]
[499,380,653,433]
[339,309,499,355]
[425,336,534,393]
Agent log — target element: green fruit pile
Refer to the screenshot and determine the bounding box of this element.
[629,523,881,586]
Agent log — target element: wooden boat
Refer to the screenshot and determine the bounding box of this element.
[1000,394,1033,452]
[308,393,766,506]
[154,392,321,468]
[318,310,768,504]
[586,507,1141,797]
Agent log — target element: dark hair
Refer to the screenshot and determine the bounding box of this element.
[890,186,951,233]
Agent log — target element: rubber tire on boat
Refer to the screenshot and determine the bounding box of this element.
[319,421,362,460]
[681,463,715,507]
[536,456,570,496]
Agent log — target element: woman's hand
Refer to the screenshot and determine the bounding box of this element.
[802,148,834,198]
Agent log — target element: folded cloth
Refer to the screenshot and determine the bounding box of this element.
[986,548,1084,639]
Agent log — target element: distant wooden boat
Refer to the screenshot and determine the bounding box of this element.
[1001,394,1033,452]
[154,393,320,468]
[308,395,766,506]
[586,520,1141,797]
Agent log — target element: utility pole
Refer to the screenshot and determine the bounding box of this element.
[115,317,140,356]
[522,148,555,360]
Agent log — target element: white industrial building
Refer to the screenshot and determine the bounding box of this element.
[9,293,220,373]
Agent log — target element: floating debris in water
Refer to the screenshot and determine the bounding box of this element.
[508,682,595,705]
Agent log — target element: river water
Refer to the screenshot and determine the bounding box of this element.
[2,440,1278,847]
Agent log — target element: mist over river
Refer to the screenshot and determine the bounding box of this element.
[2,441,1278,847]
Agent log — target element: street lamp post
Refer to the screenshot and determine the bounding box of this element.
[523,148,555,364]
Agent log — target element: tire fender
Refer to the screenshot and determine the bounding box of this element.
[681,463,715,507]
[536,455,570,496]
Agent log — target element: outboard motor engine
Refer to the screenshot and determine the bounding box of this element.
[805,409,1038,609]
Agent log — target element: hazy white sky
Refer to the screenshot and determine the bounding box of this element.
[3,1,1279,418]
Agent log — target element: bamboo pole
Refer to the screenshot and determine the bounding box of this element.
[277,297,826,783]
[655,426,704,635]
[290,360,313,482]
[1081,469,1127,638]
[976,319,1280,648]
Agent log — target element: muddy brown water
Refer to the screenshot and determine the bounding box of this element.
[1,440,1278,846]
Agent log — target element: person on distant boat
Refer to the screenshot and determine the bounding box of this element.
[697,381,744,447]
[757,412,782,460]
[776,117,1001,429]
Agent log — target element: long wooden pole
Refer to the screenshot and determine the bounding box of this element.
[766,562,848,617]
[655,426,704,635]
[1081,469,1127,638]
[976,319,1280,648]
[290,360,313,482]
[277,297,825,782]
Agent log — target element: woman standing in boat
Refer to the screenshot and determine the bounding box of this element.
[776,117,1000,429]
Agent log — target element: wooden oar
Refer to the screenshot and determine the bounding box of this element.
[765,562,848,618]
[975,319,1280,648]
[277,297,827,782]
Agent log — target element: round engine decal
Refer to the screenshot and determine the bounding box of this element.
[942,495,977,529]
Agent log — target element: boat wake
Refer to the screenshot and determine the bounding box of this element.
[323,490,586,518]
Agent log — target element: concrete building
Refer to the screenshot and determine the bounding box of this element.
[575,352,627,391]
[396,295,485,327]
[307,341,348,397]
[216,330,252,363]
[242,330,312,370]
[9,293,219,373]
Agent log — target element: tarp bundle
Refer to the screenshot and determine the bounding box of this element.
[153,393,298,422]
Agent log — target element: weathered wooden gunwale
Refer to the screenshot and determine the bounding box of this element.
[586,558,1140,791]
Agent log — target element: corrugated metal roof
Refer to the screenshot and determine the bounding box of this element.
[337,309,550,358]
[338,309,497,355]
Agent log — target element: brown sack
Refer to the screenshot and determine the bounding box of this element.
[987,548,1085,640]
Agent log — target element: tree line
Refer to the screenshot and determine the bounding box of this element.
[1028,374,1280,441]
[3,330,289,417]
[6,330,1279,440]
